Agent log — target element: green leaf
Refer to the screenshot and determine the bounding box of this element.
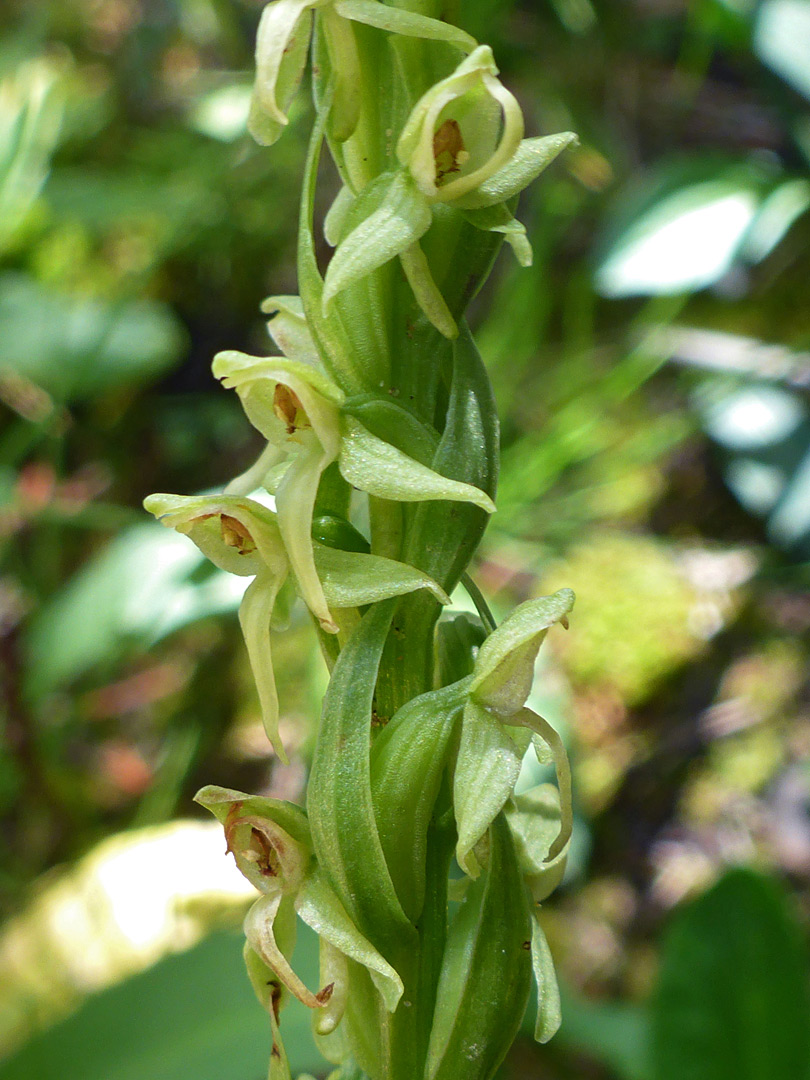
[652,868,810,1080]
[426,813,533,1080]
[323,186,356,247]
[453,699,523,877]
[341,393,440,466]
[319,6,362,142]
[339,417,495,512]
[334,0,477,53]
[755,0,810,101]
[322,171,432,310]
[315,545,450,607]
[0,273,184,402]
[370,680,468,919]
[307,602,414,950]
[595,168,764,298]
[0,931,325,1080]
[437,613,487,685]
[453,132,578,210]
[23,524,243,697]
[0,59,64,253]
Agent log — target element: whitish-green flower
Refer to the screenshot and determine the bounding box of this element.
[212,340,495,629]
[452,588,575,878]
[197,786,404,1040]
[145,491,454,758]
[321,46,577,337]
[248,0,476,147]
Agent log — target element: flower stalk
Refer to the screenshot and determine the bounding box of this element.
[145,3,577,1077]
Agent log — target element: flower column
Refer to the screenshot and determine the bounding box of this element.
[146,3,577,1079]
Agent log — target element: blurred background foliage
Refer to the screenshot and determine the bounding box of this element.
[1,0,810,1077]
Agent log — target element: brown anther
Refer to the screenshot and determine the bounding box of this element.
[273,384,307,435]
[220,515,257,555]
[433,119,467,184]
[248,826,281,877]
[316,982,335,1005]
[560,615,570,630]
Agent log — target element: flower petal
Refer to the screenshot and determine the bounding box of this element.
[248,0,318,146]
[245,893,334,1009]
[399,242,458,339]
[276,439,339,632]
[469,589,575,718]
[453,132,579,210]
[239,570,289,759]
[261,295,321,365]
[460,204,533,266]
[453,698,523,877]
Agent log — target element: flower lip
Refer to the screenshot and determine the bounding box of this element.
[224,806,308,895]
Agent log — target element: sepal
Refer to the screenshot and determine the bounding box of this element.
[334,0,477,53]
[453,699,523,877]
[460,203,533,267]
[194,785,312,893]
[453,132,579,210]
[505,784,569,902]
[469,589,575,719]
